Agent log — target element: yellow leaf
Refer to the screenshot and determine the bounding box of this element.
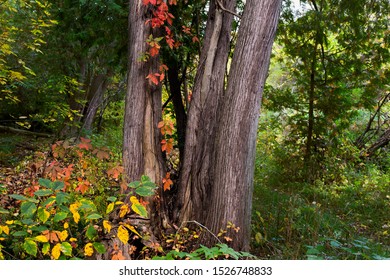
[0,226,9,235]
[5,220,14,225]
[103,220,112,233]
[69,202,81,223]
[59,230,68,242]
[118,225,129,244]
[69,238,77,242]
[35,235,49,243]
[106,202,115,214]
[84,243,94,257]
[73,211,80,224]
[123,223,141,238]
[51,243,61,260]
[64,222,69,229]
[119,204,129,218]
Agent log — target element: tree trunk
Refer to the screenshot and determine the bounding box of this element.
[204,0,282,251]
[176,0,237,225]
[81,73,109,132]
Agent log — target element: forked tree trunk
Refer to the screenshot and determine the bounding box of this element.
[174,0,282,251]
[176,0,237,225]
[122,0,282,254]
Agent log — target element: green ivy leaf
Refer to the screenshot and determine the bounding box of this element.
[42,243,50,255]
[37,207,50,223]
[38,178,52,188]
[56,192,70,205]
[131,202,148,218]
[0,207,9,214]
[23,239,37,257]
[60,242,72,256]
[52,181,65,191]
[53,212,68,222]
[86,225,97,240]
[86,213,102,220]
[20,201,37,217]
[93,242,106,254]
[9,194,38,203]
[34,189,53,197]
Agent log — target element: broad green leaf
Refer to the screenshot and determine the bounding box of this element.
[23,239,37,257]
[135,186,156,197]
[60,242,72,256]
[86,225,97,240]
[21,219,34,225]
[20,201,37,217]
[52,181,65,190]
[37,207,50,223]
[128,181,140,188]
[34,189,53,197]
[86,213,102,220]
[13,231,28,237]
[42,243,50,255]
[131,201,148,218]
[107,196,117,202]
[9,194,38,203]
[141,175,151,183]
[53,212,68,222]
[38,178,52,188]
[93,242,106,254]
[9,194,29,201]
[56,192,70,205]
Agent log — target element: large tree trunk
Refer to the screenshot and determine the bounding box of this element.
[205,0,282,251]
[176,0,237,225]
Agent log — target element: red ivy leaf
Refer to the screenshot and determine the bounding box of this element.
[146,73,160,85]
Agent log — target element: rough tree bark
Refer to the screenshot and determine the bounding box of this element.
[176,0,237,225]
[123,0,282,253]
[204,0,282,251]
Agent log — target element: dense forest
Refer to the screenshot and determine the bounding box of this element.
[0,0,389,260]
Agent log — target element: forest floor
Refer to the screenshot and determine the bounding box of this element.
[1,131,389,260]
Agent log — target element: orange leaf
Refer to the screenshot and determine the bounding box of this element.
[78,137,92,150]
[146,73,160,85]
[162,172,173,191]
[107,165,124,180]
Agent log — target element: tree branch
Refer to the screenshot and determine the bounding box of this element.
[215,0,241,19]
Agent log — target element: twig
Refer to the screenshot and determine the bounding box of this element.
[177,220,222,244]
[215,0,241,19]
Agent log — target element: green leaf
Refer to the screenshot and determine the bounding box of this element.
[34,189,53,197]
[9,194,29,201]
[135,186,156,197]
[37,207,50,223]
[107,196,117,202]
[0,207,10,214]
[21,201,37,217]
[131,203,148,218]
[13,231,28,237]
[42,197,56,208]
[86,213,102,220]
[56,192,70,205]
[60,242,72,256]
[21,219,35,225]
[52,181,65,190]
[38,178,52,188]
[53,212,68,222]
[93,242,106,254]
[128,181,140,188]
[23,239,37,257]
[141,175,151,183]
[42,243,50,255]
[86,225,97,240]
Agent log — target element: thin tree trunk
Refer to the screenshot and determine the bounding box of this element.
[82,74,109,132]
